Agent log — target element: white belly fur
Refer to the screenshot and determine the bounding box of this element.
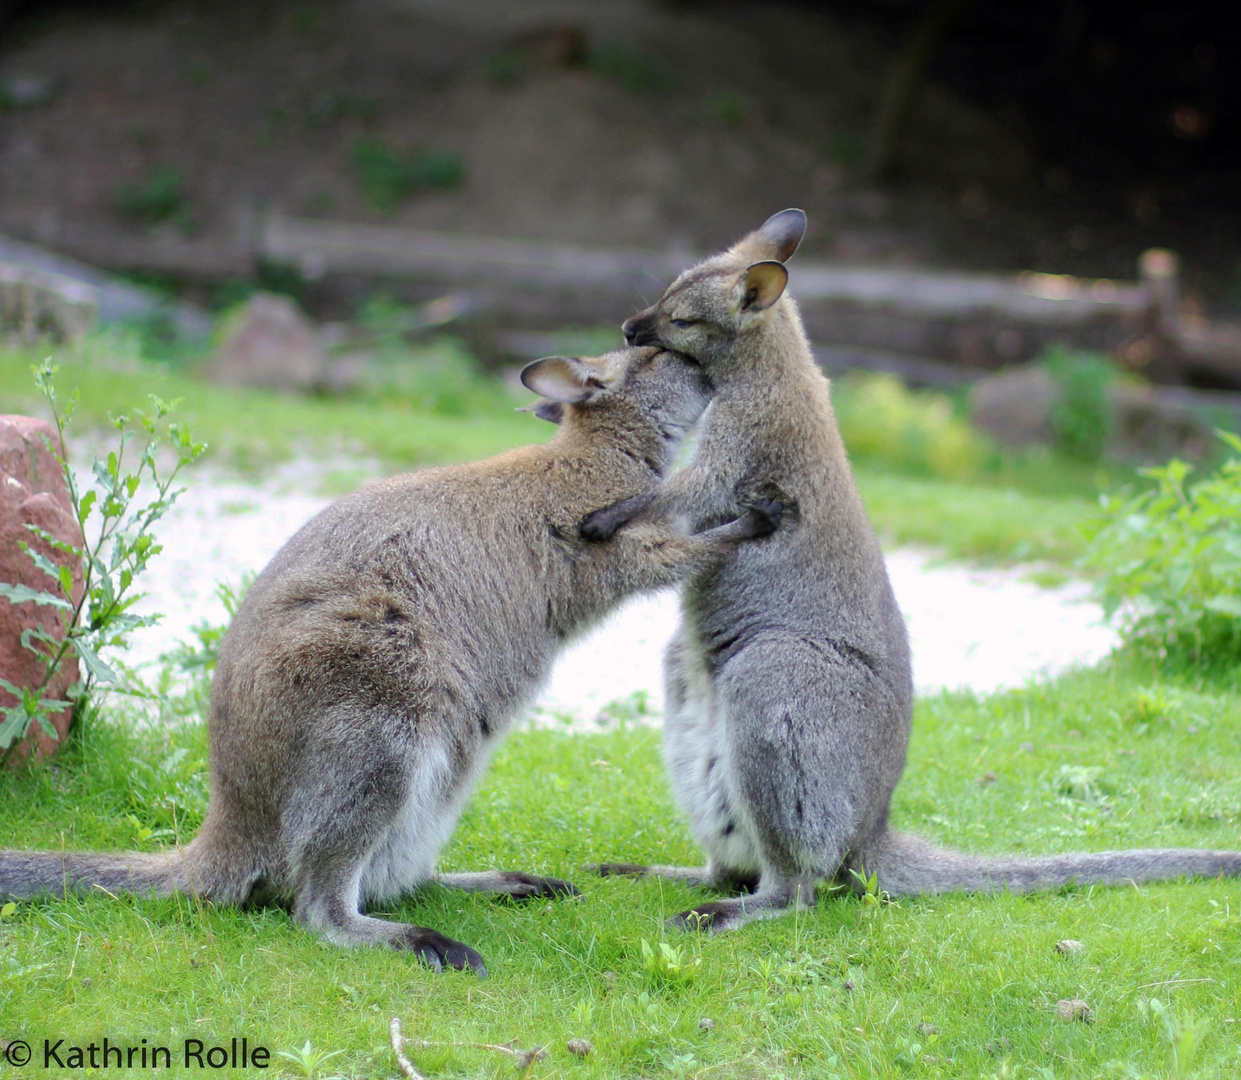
[663,621,762,875]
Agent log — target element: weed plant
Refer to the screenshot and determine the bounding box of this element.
[1084,433,1241,668]
[0,362,204,760]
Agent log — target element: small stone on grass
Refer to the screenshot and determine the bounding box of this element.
[1055,939,1085,955]
[567,1038,593,1057]
[1056,998,1092,1023]
[698,1018,715,1032]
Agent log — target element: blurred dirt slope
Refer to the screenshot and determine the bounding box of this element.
[0,0,1042,270]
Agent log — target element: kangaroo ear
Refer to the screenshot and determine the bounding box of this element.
[732,260,789,314]
[520,356,607,404]
[754,208,806,262]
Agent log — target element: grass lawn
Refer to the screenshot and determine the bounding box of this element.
[2,658,1239,1079]
[5,334,1231,1078]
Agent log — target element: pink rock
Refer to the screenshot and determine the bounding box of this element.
[210,292,328,391]
[0,415,84,765]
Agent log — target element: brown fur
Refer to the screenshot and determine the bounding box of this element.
[0,347,778,972]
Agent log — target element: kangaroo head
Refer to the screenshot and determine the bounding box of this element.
[622,208,806,366]
[520,347,712,472]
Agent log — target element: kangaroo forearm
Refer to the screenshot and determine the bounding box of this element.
[647,464,743,533]
[578,469,742,544]
[603,522,732,590]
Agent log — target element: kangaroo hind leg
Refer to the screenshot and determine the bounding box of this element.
[286,725,486,974]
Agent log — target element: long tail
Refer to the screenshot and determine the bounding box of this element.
[0,835,221,902]
[860,827,1241,897]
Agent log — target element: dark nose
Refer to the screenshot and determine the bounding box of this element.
[622,311,657,346]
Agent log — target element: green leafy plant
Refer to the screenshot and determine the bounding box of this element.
[0,361,205,761]
[1042,346,1117,462]
[352,135,464,213]
[639,937,700,987]
[1056,763,1107,803]
[849,866,893,914]
[343,301,516,417]
[275,1040,346,1079]
[160,576,250,678]
[1138,998,1210,1080]
[1083,432,1241,665]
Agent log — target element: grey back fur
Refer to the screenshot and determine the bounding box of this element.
[0,347,777,972]
[585,211,1241,932]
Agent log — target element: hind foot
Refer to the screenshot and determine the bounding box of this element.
[669,880,816,934]
[393,926,487,976]
[297,899,488,975]
[437,869,580,900]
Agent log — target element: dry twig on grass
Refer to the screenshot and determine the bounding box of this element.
[389,1017,427,1080]
[389,1015,548,1075]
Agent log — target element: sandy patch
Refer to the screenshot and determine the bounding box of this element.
[122,467,1117,728]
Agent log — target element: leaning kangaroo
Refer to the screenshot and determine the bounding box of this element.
[584,210,1241,931]
[0,348,779,972]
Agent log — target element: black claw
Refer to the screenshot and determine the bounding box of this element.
[445,943,488,977]
[414,945,443,973]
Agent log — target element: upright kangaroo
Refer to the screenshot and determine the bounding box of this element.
[583,211,1241,932]
[0,347,778,972]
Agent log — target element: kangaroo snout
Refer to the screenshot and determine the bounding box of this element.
[623,310,658,346]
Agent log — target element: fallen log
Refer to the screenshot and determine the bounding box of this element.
[6,216,1241,386]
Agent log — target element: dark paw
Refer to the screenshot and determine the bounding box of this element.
[398,928,488,977]
[588,862,651,878]
[669,905,717,933]
[500,872,582,900]
[743,498,784,538]
[579,508,620,543]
